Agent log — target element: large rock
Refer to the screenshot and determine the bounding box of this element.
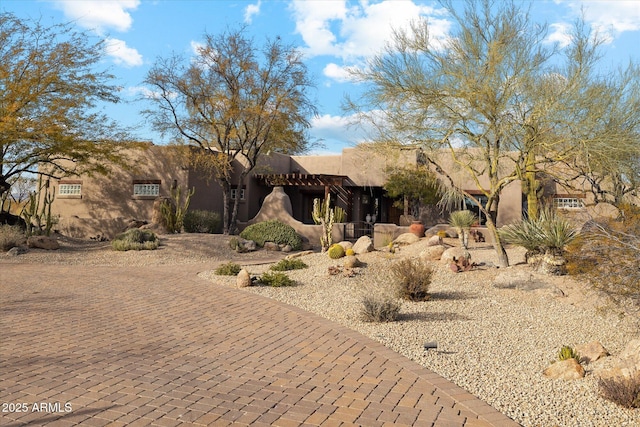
[337,241,354,251]
[420,245,445,262]
[440,247,470,264]
[263,242,280,251]
[236,269,252,288]
[344,255,362,268]
[575,341,609,364]
[393,233,420,246]
[6,246,28,256]
[352,236,374,254]
[27,235,60,250]
[543,358,585,380]
[426,235,442,246]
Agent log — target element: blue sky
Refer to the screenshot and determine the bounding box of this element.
[2,0,639,154]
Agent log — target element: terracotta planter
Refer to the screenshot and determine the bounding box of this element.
[409,221,425,238]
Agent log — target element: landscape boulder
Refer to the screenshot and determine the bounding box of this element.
[263,242,280,251]
[393,233,420,246]
[352,236,374,254]
[343,255,362,268]
[420,245,446,261]
[543,358,585,380]
[280,244,292,253]
[426,235,443,246]
[27,235,60,250]
[441,247,470,264]
[6,246,28,256]
[236,269,252,288]
[337,241,353,251]
[575,341,609,364]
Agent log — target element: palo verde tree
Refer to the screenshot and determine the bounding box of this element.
[346,0,556,267]
[0,13,133,202]
[143,27,317,234]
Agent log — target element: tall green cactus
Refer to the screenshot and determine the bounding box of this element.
[312,194,334,251]
[161,185,195,233]
[21,176,56,236]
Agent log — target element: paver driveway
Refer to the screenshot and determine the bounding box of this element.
[0,262,520,426]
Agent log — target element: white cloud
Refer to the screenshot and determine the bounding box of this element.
[105,38,143,67]
[323,63,356,83]
[244,1,261,24]
[562,0,640,41]
[51,0,140,34]
[289,0,450,61]
[310,113,371,146]
[547,22,573,47]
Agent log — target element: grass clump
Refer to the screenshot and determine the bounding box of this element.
[270,258,308,271]
[239,220,302,250]
[360,295,401,322]
[259,271,296,287]
[112,229,159,251]
[215,262,242,276]
[0,224,26,251]
[183,210,220,233]
[557,345,580,363]
[391,258,432,301]
[598,371,640,409]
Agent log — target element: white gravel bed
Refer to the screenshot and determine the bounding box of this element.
[201,243,640,427]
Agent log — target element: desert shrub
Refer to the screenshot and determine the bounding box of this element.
[565,205,640,314]
[183,210,220,233]
[215,262,242,276]
[360,295,401,322]
[0,224,25,251]
[112,229,159,251]
[391,258,432,301]
[345,248,355,256]
[259,271,296,287]
[327,244,345,259]
[270,258,308,271]
[449,210,477,248]
[598,372,640,409]
[557,345,580,363]
[239,220,302,250]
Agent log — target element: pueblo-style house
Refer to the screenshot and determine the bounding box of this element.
[44,143,601,243]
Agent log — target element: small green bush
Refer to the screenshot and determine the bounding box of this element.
[215,262,242,276]
[239,220,302,250]
[270,258,308,271]
[360,295,401,322]
[327,244,345,259]
[598,372,640,409]
[112,229,159,251]
[259,271,296,287]
[0,224,25,251]
[557,345,580,363]
[183,210,221,233]
[391,258,432,301]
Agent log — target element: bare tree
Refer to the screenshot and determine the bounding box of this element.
[0,13,134,201]
[143,27,317,234]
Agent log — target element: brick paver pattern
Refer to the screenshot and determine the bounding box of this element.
[0,262,520,426]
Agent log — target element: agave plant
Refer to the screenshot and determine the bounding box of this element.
[449,209,477,249]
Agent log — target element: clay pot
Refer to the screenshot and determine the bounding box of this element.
[409,221,425,238]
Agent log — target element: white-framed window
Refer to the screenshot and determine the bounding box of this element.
[231,188,245,200]
[133,183,160,197]
[553,197,584,209]
[59,183,82,196]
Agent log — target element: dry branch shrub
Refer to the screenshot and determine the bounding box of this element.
[598,371,640,409]
[391,258,432,301]
[0,224,25,251]
[566,204,640,314]
[360,295,401,322]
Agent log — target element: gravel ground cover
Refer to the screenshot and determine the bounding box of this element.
[5,233,638,426]
[201,239,640,427]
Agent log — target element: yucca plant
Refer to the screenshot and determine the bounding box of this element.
[499,207,577,274]
[448,209,477,249]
